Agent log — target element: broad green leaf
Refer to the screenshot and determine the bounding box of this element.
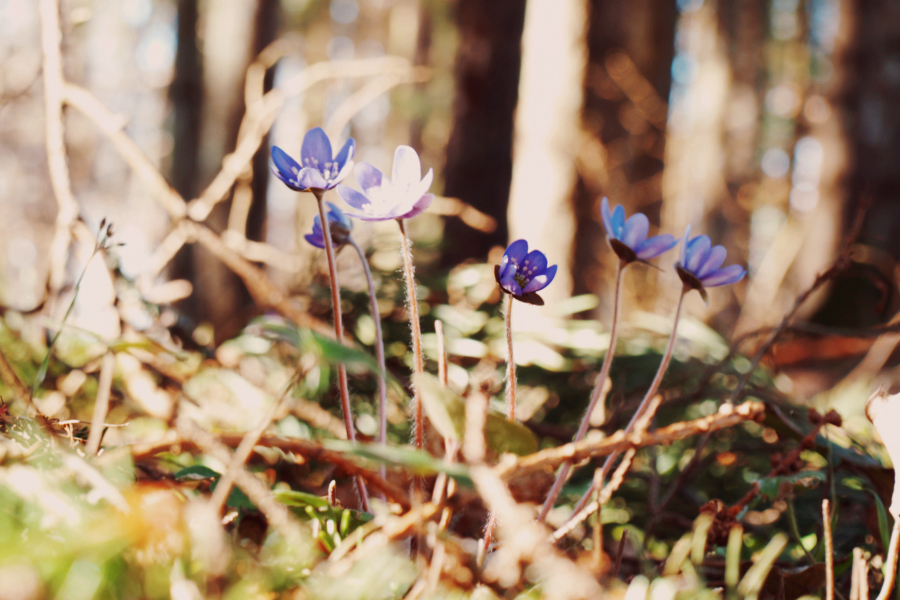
[173,465,221,481]
[414,372,538,456]
[869,489,893,551]
[174,465,256,510]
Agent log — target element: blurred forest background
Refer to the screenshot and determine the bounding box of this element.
[3,0,900,597]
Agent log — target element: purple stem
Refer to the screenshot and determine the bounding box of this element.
[314,191,370,513]
[537,261,625,522]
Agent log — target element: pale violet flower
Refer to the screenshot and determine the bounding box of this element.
[337,146,434,221]
[601,197,678,264]
[271,128,355,192]
[494,239,558,306]
[676,225,746,301]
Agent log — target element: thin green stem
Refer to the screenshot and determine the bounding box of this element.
[505,294,516,421]
[315,192,370,512]
[397,218,425,451]
[569,285,688,518]
[350,237,389,500]
[787,496,817,564]
[537,261,626,522]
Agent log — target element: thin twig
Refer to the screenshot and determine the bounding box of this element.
[496,400,764,483]
[85,352,116,456]
[824,499,834,600]
[435,320,448,387]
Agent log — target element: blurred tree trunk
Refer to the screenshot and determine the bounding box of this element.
[507,0,588,307]
[822,0,900,326]
[170,2,278,340]
[440,0,527,265]
[571,0,679,301]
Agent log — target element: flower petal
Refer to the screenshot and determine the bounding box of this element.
[521,249,548,278]
[399,193,435,219]
[410,167,434,200]
[326,202,353,230]
[685,235,711,273]
[611,205,626,238]
[621,213,649,248]
[701,264,746,287]
[392,145,422,187]
[301,127,333,167]
[271,146,301,179]
[634,234,678,260]
[271,165,303,191]
[501,239,529,271]
[355,162,385,192]
[679,225,691,266]
[600,197,614,236]
[338,185,372,210]
[696,245,726,278]
[304,232,326,248]
[522,264,557,293]
[295,167,329,190]
[500,274,523,297]
[334,138,356,171]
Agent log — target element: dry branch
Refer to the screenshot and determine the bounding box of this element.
[496,400,764,483]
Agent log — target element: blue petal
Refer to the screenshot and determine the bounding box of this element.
[521,249,548,278]
[621,213,649,249]
[499,259,518,282]
[271,165,303,191]
[355,162,385,192]
[295,167,329,190]
[634,234,678,260]
[523,264,557,293]
[611,205,626,238]
[679,225,692,267]
[271,146,301,179]
[304,232,326,248]
[326,202,353,230]
[334,138,356,172]
[685,235,711,273]
[500,274,523,297]
[301,127,333,167]
[701,265,746,287]
[696,246,726,278]
[338,185,372,210]
[501,240,529,271]
[600,197,614,236]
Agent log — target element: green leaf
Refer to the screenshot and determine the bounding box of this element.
[333,441,473,488]
[174,465,256,510]
[414,372,538,456]
[274,489,330,510]
[173,465,220,481]
[758,471,825,500]
[415,372,464,442]
[869,489,893,551]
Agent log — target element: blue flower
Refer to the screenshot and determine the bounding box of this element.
[337,146,434,221]
[676,225,746,301]
[271,128,355,192]
[494,240,558,305]
[601,197,679,264]
[304,202,353,249]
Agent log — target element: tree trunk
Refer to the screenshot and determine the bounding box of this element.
[440,0,527,265]
[572,0,679,304]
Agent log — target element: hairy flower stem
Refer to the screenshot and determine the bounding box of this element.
[537,261,626,523]
[570,285,688,518]
[505,294,517,420]
[315,192,370,512]
[397,218,425,451]
[350,237,389,495]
